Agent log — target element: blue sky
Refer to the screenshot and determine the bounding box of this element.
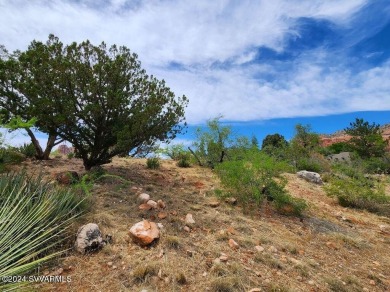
[0,0,390,147]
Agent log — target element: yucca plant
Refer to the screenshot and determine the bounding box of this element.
[0,171,86,291]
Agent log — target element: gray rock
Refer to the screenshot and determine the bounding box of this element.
[327,152,351,163]
[75,223,104,254]
[297,170,323,184]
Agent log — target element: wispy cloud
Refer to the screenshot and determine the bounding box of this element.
[0,0,389,126]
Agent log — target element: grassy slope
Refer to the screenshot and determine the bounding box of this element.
[14,157,390,292]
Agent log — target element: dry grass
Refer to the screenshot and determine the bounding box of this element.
[9,157,389,292]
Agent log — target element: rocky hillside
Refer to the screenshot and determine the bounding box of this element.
[13,157,390,291]
[320,124,390,150]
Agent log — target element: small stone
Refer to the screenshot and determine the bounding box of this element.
[255,271,261,277]
[170,210,178,216]
[139,203,152,210]
[369,280,376,286]
[208,200,220,208]
[185,213,195,227]
[289,257,302,265]
[363,288,369,292]
[186,250,194,257]
[112,265,117,269]
[184,226,191,232]
[52,268,63,276]
[373,261,380,266]
[138,193,150,203]
[157,223,164,229]
[219,253,229,262]
[202,272,207,277]
[158,212,167,219]
[146,200,158,209]
[226,226,236,235]
[326,241,338,249]
[268,246,278,253]
[55,171,79,185]
[213,258,221,264]
[157,199,166,209]
[107,262,113,267]
[225,197,237,205]
[131,186,138,191]
[248,289,262,292]
[228,239,239,250]
[129,220,160,246]
[255,246,265,252]
[308,280,315,285]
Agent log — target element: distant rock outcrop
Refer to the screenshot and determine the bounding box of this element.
[327,152,351,163]
[319,123,390,151]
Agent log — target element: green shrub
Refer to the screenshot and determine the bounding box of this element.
[146,157,160,169]
[162,143,187,160]
[0,148,26,164]
[362,156,390,174]
[215,150,306,216]
[296,153,330,173]
[14,143,36,158]
[0,171,86,291]
[325,166,390,215]
[177,152,191,168]
[67,152,75,159]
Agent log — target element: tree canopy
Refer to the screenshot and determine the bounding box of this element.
[261,133,288,150]
[344,118,387,158]
[0,35,188,169]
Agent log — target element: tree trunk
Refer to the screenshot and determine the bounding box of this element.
[42,134,57,160]
[26,128,44,159]
[188,147,203,166]
[25,129,56,160]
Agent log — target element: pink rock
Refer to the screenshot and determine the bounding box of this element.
[139,203,152,210]
[129,220,160,246]
[146,200,158,209]
[185,213,195,226]
[138,193,150,203]
[229,239,239,250]
[157,199,166,209]
[255,245,265,252]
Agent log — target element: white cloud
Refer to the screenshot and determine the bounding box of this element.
[0,128,50,148]
[1,0,387,125]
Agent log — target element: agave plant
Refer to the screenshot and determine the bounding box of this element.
[0,171,86,291]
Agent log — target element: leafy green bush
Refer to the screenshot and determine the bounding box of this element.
[161,143,187,160]
[146,157,160,169]
[14,143,36,158]
[319,142,354,155]
[0,148,26,164]
[0,171,86,291]
[325,165,390,215]
[215,151,306,216]
[67,152,75,159]
[296,153,330,173]
[361,156,390,174]
[161,144,192,167]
